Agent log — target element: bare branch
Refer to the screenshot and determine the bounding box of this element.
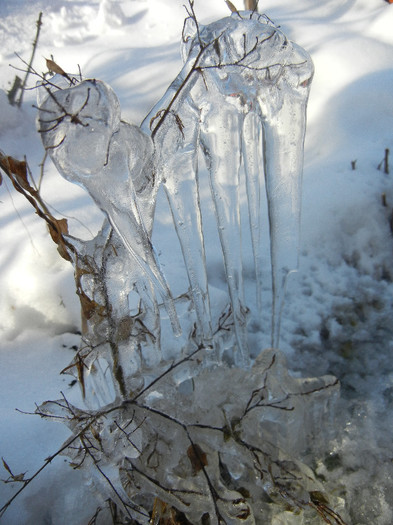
[17,12,43,107]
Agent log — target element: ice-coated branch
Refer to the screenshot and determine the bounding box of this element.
[38,77,181,339]
[9,347,339,523]
[144,9,314,353]
[0,7,346,525]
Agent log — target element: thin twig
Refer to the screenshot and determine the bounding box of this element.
[17,12,43,107]
[0,424,93,517]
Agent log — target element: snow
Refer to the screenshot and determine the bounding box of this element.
[1,0,393,523]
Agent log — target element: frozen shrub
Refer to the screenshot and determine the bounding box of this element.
[1,6,345,524]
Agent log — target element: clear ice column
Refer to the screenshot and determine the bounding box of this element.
[258,61,312,348]
[201,100,249,365]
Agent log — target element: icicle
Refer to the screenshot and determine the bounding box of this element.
[142,56,213,344]
[190,13,314,349]
[257,44,314,347]
[242,110,264,312]
[200,99,249,365]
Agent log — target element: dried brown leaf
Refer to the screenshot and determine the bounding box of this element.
[78,290,96,320]
[2,457,26,482]
[187,443,208,475]
[46,58,67,77]
[2,457,13,477]
[225,0,239,13]
[244,0,258,10]
[0,152,77,264]
[310,491,329,505]
[75,358,86,398]
[6,156,35,193]
[77,287,106,321]
[61,354,87,398]
[151,499,189,525]
[47,217,71,261]
[47,217,68,242]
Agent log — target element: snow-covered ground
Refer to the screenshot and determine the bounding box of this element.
[1,0,393,523]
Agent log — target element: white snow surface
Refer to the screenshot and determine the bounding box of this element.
[1,0,393,523]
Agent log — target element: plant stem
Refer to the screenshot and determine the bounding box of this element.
[17,12,43,108]
[384,148,390,175]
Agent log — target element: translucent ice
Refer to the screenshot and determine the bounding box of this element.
[38,78,181,338]
[189,12,314,349]
[30,9,333,525]
[39,12,313,360]
[37,348,340,524]
[144,11,314,353]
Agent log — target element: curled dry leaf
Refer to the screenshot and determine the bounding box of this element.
[0,152,72,261]
[47,217,71,261]
[244,0,258,9]
[1,458,13,477]
[4,156,32,193]
[77,288,106,321]
[46,58,67,77]
[61,353,88,399]
[45,58,74,84]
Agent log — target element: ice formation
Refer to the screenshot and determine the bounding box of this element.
[141,12,314,354]
[32,9,344,524]
[38,79,180,338]
[38,11,313,363]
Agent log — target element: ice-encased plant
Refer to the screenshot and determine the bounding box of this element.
[4,7,346,524]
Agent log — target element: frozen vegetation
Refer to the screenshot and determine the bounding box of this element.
[1,0,393,524]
